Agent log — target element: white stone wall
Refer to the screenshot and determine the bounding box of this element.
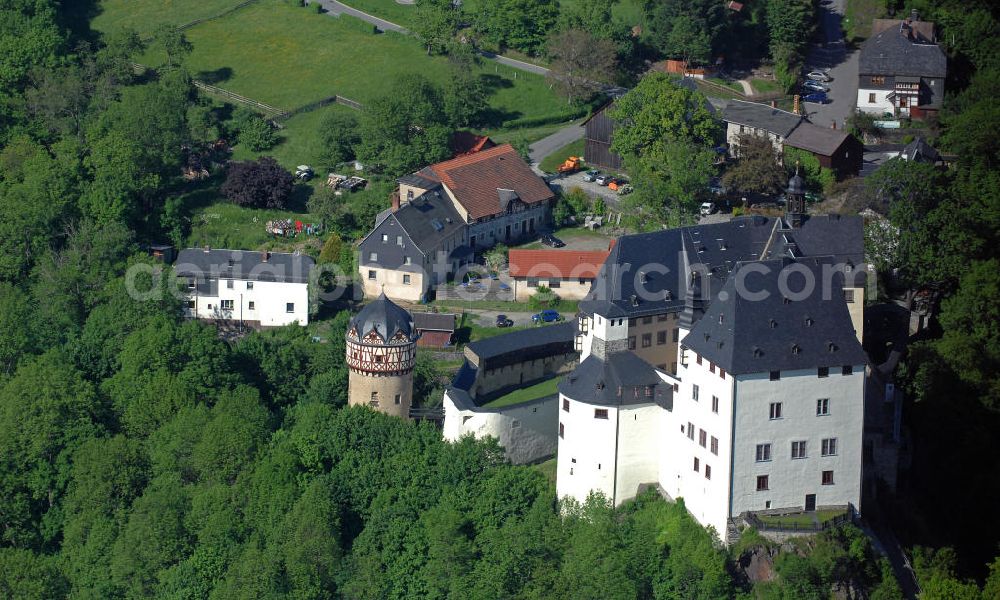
[185,279,310,326]
[512,278,592,302]
[359,266,426,302]
[614,403,667,504]
[856,88,894,115]
[442,389,558,464]
[663,344,736,537]
[730,366,865,517]
[556,394,619,503]
[726,123,784,156]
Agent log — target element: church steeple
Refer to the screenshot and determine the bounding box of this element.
[785,163,806,228]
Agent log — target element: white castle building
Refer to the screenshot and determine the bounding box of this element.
[445,175,872,543]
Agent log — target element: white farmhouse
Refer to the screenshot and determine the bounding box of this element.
[175,248,314,327]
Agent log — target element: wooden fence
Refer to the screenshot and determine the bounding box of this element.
[191,80,288,117]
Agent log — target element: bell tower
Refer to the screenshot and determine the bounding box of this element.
[785,164,807,228]
[345,293,417,418]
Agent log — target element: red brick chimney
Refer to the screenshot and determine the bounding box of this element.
[391,191,401,212]
[831,121,837,130]
[793,95,800,115]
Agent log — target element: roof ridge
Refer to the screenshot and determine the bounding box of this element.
[429,143,516,173]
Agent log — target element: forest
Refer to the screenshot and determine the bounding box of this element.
[1,0,1000,597]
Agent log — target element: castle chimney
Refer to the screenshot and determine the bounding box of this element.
[793,94,800,115]
[392,192,400,212]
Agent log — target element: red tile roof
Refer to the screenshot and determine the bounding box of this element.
[449,132,495,157]
[509,248,612,280]
[419,144,554,220]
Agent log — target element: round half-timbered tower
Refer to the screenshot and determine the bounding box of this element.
[346,293,417,418]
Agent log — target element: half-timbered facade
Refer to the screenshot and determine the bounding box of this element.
[346,293,417,418]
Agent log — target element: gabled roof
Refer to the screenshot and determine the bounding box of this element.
[859,24,947,77]
[417,144,554,220]
[901,137,940,163]
[175,248,314,283]
[412,312,456,332]
[784,123,855,157]
[385,189,465,255]
[684,258,867,375]
[558,352,672,408]
[467,322,575,361]
[508,248,612,279]
[449,131,495,157]
[721,100,804,138]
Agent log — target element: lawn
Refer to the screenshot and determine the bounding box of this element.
[750,78,783,95]
[514,226,613,250]
[538,139,586,173]
[132,0,565,122]
[231,102,360,170]
[482,376,560,409]
[186,196,321,251]
[757,509,844,529]
[844,0,885,44]
[91,0,245,35]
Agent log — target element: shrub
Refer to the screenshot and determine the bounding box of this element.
[500,107,588,129]
[237,114,276,152]
[221,157,294,209]
[529,286,561,310]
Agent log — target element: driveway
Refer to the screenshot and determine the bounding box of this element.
[529,123,584,167]
[801,0,859,129]
[311,0,409,33]
[546,171,621,206]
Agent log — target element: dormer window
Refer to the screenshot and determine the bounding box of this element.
[805,317,814,327]
[640,271,648,283]
[769,319,777,328]
[828,342,838,352]
[631,294,639,307]
[719,314,724,324]
[791,344,801,355]
[782,297,791,304]
[752,346,763,358]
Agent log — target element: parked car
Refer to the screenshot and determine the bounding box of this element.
[532,309,563,323]
[582,170,600,182]
[295,165,313,181]
[801,80,829,93]
[699,202,716,217]
[595,174,612,186]
[802,92,829,104]
[541,234,565,248]
[496,314,514,328]
[806,70,832,82]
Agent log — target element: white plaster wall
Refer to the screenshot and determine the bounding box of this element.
[662,345,736,537]
[730,366,865,517]
[187,279,310,326]
[513,279,592,302]
[556,394,619,504]
[359,266,426,302]
[442,390,558,464]
[614,403,666,504]
[726,123,784,155]
[856,88,893,115]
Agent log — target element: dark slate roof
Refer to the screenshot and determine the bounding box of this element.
[349,293,413,341]
[579,215,864,319]
[467,322,576,361]
[397,173,440,190]
[859,26,947,77]
[412,312,456,332]
[387,189,465,255]
[783,123,854,156]
[451,360,478,392]
[901,137,940,163]
[558,352,672,408]
[721,100,804,138]
[683,258,867,375]
[175,248,314,283]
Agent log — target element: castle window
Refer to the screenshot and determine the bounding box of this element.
[559,422,565,438]
[370,392,379,406]
[842,365,853,375]
[712,395,719,413]
[868,93,876,103]
[693,457,700,472]
[594,409,608,419]
[791,440,807,459]
[705,464,711,480]
[757,475,769,491]
[710,436,718,455]
[687,422,695,441]
[817,398,830,416]
[562,398,569,412]
[696,355,703,365]
[699,429,707,447]
[818,367,829,378]
[642,333,652,348]
[770,370,780,381]
[692,384,699,401]
[719,367,726,379]
[286,303,295,313]
[821,438,838,456]
[226,279,234,289]
[709,362,715,373]
[247,281,253,290]
[756,443,772,462]
[769,402,782,420]
[375,355,383,363]
[822,470,835,485]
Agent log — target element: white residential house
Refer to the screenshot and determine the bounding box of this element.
[175,248,314,327]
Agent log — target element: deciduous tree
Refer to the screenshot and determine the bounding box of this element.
[221,157,294,209]
[546,29,616,103]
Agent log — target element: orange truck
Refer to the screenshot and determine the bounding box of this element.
[557,156,582,174]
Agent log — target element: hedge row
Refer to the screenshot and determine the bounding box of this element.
[500,106,589,129]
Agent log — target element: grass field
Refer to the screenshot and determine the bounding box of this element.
[186,197,321,250]
[130,1,565,121]
[231,102,360,170]
[844,0,885,44]
[91,0,245,35]
[482,377,560,409]
[538,139,585,173]
[750,78,783,95]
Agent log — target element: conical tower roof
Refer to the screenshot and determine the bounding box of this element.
[349,293,413,342]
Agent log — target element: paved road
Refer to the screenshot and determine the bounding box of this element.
[479,51,550,77]
[528,124,584,167]
[801,0,859,129]
[312,0,409,33]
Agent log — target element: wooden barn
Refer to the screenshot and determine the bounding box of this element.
[412,312,457,347]
[583,102,623,171]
